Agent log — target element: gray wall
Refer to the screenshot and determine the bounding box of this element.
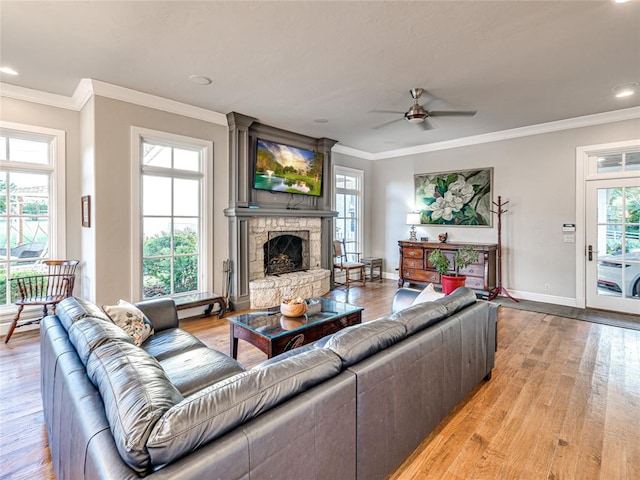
[88,96,228,304]
[370,118,640,303]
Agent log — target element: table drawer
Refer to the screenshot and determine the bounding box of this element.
[403,247,424,259]
[403,269,439,283]
[464,276,486,290]
[403,258,424,269]
[458,264,485,276]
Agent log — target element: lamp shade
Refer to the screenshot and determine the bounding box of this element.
[406,213,421,225]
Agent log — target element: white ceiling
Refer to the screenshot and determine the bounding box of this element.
[1,1,639,154]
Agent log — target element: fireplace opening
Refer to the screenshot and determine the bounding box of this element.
[264,230,310,276]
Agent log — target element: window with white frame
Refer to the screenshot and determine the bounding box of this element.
[334,166,363,255]
[133,129,212,300]
[0,123,65,308]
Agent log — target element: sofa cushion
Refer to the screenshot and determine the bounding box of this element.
[146,348,342,467]
[56,296,112,332]
[321,319,407,367]
[86,341,183,475]
[411,283,445,305]
[390,301,449,336]
[158,346,246,397]
[142,328,205,361]
[102,300,154,346]
[433,287,477,316]
[68,316,134,365]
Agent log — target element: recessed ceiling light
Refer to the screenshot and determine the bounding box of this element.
[0,66,19,76]
[314,118,328,124]
[612,82,639,98]
[612,0,630,4]
[188,75,212,85]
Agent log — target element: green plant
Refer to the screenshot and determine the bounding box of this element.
[428,249,451,276]
[453,246,479,276]
[428,246,479,278]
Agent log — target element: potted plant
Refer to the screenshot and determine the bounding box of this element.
[428,246,479,295]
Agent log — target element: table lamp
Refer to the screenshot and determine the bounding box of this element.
[406,213,421,241]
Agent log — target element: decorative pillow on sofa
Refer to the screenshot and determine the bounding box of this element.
[103,300,154,346]
[411,283,445,305]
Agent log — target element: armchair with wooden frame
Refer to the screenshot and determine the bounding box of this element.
[4,260,79,343]
[332,240,366,288]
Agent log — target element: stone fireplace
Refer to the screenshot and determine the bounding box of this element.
[247,217,330,308]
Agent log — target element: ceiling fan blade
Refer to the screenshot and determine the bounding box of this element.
[418,118,434,130]
[372,117,404,130]
[428,110,477,117]
[369,109,406,115]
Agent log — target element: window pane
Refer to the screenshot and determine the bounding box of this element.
[596,154,623,173]
[143,258,171,298]
[174,220,198,254]
[335,174,345,189]
[599,224,623,256]
[0,137,6,160]
[344,175,356,190]
[174,148,200,172]
[174,255,198,294]
[625,225,639,253]
[336,194,346,218]
[9,172,49,216]
[625,187,639,224]
[625,152,640,171]
[143,143,171,168]
[335,218,345,241]
[143,217,172,257]
[174,178,199,216]
[143,176,172,216]
[0,171,6,214]
[9,138,49,164]
[597,188,623,223]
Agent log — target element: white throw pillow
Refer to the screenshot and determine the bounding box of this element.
[411,283,445,306]
[102,299,154,346]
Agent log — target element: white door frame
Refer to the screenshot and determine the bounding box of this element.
[575,139,640,309]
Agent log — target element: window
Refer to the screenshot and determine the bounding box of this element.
[334,166,363,255]
[132,128,212,300]
[0,123,65,308]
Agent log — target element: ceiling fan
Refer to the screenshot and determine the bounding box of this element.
[372,88,477,130]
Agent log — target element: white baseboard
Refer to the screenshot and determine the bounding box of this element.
[501,289,577,308]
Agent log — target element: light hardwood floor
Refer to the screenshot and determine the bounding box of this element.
[0,280,638,479]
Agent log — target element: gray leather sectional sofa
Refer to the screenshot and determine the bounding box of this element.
[40,287,497,479]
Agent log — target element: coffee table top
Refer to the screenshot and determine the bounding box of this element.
[228,297,363,340]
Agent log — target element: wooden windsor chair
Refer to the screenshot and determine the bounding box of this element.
[333,240,366,288]
[4,260,79,343]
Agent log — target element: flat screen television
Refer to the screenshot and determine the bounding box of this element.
[254,139,323,197]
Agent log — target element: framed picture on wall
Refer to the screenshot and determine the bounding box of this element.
[414,168,493,226]
[81,195,91,228]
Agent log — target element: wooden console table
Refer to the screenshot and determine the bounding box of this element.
[174,292,226,319]
[398,241,497,298]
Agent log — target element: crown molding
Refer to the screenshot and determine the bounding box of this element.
[337,107,640,161]
[0,82,78,110]
[1,79,228,126]
[332,144,375,160]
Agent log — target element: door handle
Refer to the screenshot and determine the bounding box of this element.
[587,245,598,261]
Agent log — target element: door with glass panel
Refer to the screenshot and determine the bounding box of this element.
[586,178,640,314]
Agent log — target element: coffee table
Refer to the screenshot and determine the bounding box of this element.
[228,298,363,359]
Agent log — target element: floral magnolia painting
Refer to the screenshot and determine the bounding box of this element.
[415,168,492,226]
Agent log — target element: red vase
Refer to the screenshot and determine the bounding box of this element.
[441,275,466,295]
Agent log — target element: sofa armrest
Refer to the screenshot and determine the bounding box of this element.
[136,298,179,332]
[391,288,421,314]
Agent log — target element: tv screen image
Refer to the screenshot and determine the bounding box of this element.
[254,139,323,197]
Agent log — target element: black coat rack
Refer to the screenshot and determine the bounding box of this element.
[488,196,518,302]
